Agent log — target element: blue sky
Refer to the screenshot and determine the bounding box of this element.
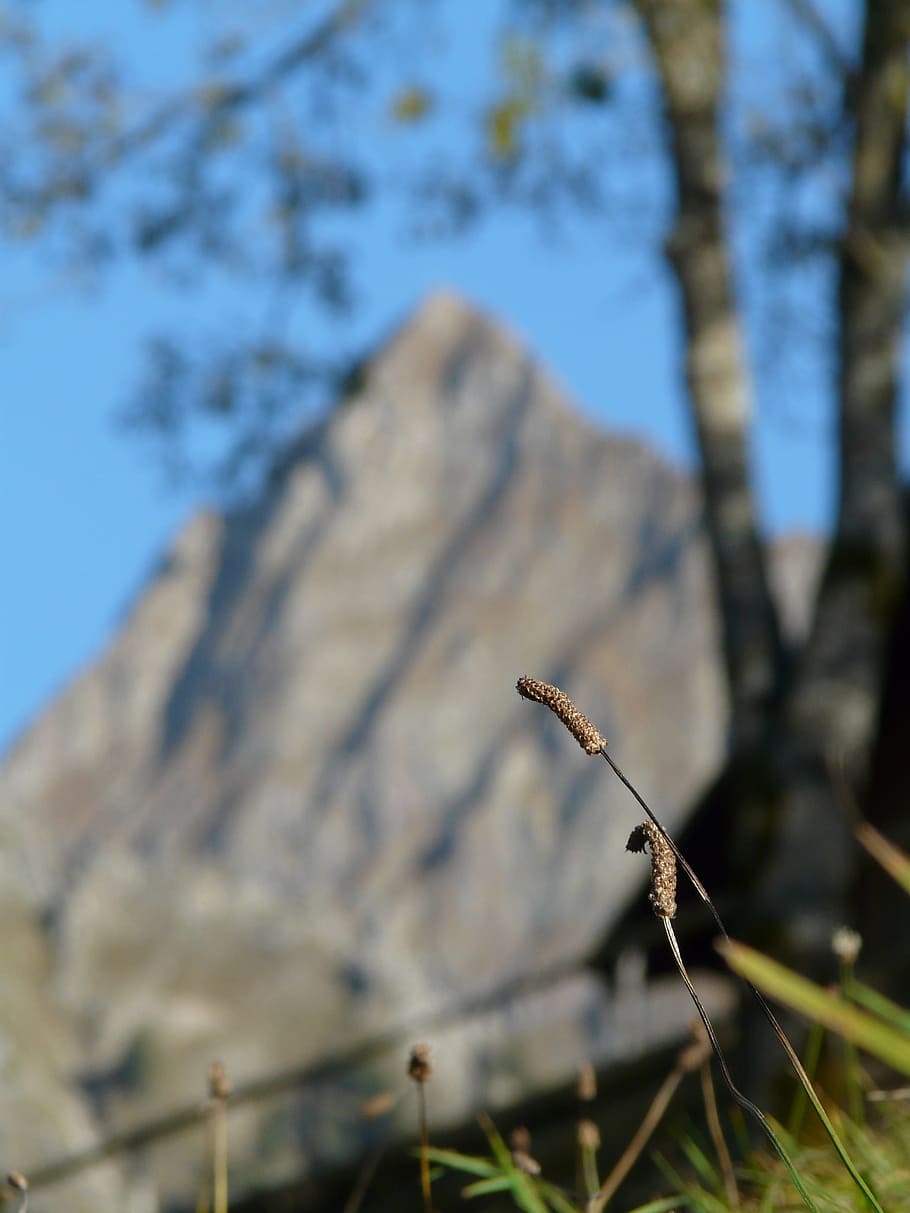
[0,0,900,751]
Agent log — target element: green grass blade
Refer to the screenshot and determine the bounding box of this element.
[677,1134,721,1190]
[536,1179,582,1213]
[462,1176,513,1197]
[422,1147,498,1178]
[856,823,910,896]
[847,981,910,1033]
[719,940,887,1213]
[626,1199,693,1213]
[721,940,910,1077]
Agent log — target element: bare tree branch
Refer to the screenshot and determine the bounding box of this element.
[781,0,853,82]
[32,0,369,200]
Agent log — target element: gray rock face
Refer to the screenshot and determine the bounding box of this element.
[0,292,738,1205]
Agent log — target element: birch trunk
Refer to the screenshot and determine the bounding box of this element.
[636,0,910,960]
[634,0,783,750]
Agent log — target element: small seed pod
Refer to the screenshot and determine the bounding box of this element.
[509,1126,541,1176]
[627,821,677,919]
[516,677,607,754]
[577,1061,597,1102]
[7,1173,28,1213]
[407,1043,432,1084]
[208,1059,232,1101]
[577,1118,601,1151]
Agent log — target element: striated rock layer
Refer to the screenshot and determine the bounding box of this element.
[0,292,748,1205]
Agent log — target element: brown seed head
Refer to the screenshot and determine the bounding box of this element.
[577,1061,597,1102]
[6,1176,27,1195]
[577,1118,601,1151]
[510,1126,532,1153]
[407,1043,432,1084]
[208,1059,232,1101]
[516,677,607,755]
[509,1127,541,1175]
[627,821,677,918]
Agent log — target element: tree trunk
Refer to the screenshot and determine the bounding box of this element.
[762,0,910,956]
[634,0,784,751]
[636,0,910,965]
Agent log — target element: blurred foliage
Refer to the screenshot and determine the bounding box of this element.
[389,85,434,123]
[0,0,864,489]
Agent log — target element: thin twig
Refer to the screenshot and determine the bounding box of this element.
[408,1045,433,1213]
[586,1065,683,1213]
[341,1146,386,1213]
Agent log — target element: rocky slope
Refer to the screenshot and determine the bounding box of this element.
[0,291,760,1206]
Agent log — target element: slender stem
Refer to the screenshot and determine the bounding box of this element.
[212,1099,228,1213]
[841,961,866,1127]
[579,1134,600,1202]
[601,746,883,1213]
[700,1055,739,1209]
[788,1022,825,1140]
[587,1065,683,1213]
[662,920,820,1212]
[416,1084,432,1213]
[342,1146,385,1213]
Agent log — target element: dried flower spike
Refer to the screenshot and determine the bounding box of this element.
[407,1043,432,1084]
[6,1174,28,1213]
[516,676,607,754]
[577,1061,597,1102]
[627,821,677,918]
[208,1059,232,1101]
[510,1126,542,1176]
[577,1118,601,1151]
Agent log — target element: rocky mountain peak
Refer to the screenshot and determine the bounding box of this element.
[0,291,737,1208]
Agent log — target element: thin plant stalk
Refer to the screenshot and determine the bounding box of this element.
[787,1022,825,1141]
[576,1066,600,1204]
[587,1064,684,1212]
[581,1143,599,1202]
[408,1044,433,1213]
[576,1121,601,1204]
[212,1099,228,1213]
[515,678,884,1213]
[207,1062,231,1213]
[417,1083,432,1213]
[661,916,819,1211]
[699,1052,739,1209]
[838,948,866,1127]
[341,1146,386,1213]
[600,745,883,1213]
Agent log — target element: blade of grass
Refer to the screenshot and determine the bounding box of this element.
[678,1132,722,1190]
[720,940,910,1077]
[536,1179,581,1213]
[856,823,910,896]
[422,1147,498,1179]
[462,1176,513,1197]
[478,1115,549,1213]
[846,982,910,1034]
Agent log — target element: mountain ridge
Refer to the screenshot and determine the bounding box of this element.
[0,289,808,1208]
